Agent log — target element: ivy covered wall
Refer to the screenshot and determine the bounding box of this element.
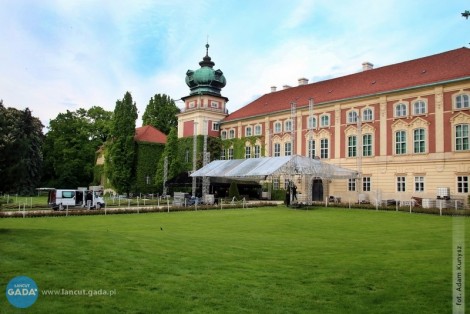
[177,136,222,170]
[134,142,165,194]
[221,136,265,158]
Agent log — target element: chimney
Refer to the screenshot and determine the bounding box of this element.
[298,77,309,86]
[283,85,292,90]
[362,62,374,71]
[270,86,277,93]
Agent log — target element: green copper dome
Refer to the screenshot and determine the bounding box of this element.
[185,44,226,96]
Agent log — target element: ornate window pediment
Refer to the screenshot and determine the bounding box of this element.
[409,117,430,129]
[450,112,470,124]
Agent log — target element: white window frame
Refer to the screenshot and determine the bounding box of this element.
[455,93,470,109]
[245,126,252,137]
[274,122,282,134]
[395,130,407,155]
[221,130,227,140]
[308,139,315,158]
[457,176,469,193]
[413,128,426,154]
[362,108,373,121]
[284,142,292,156]
[363,134,372,157]
[395,103,407,118]
[320,114,330,127]
[308,116,317,129]
[413,100,426,115]
[245,146,251,159]
[284,119,293,132]
[273,178,280,190]
[274,143,281,157]
[254,124,262,135]
[363,177,371,192]
[347,110,358,124]
[347,135,357,157]
[229,129,235,139]
[397,176,406,192]
[455,124,469,151]
[414,176,424,192]
[348,179,356,191]
[320,138,329,159]
[254,145,261,158]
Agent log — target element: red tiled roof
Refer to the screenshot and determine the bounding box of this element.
[224,47,470,122]
[135,125,167,144]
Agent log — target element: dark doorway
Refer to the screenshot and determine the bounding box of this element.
[312,178,323,201]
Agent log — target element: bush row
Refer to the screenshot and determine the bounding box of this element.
[0,202,275,218]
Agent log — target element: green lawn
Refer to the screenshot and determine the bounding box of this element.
[0,207,467,313]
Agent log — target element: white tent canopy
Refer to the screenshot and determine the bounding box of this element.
[190,155,358,180]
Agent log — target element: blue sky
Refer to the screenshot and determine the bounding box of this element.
[1,0,469,128]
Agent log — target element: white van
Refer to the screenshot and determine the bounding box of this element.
[48,188,105,210]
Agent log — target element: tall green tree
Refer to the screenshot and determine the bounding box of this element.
[106,92,138,195]
[42,107,112,189]
[142,94,180,134]
[155,127,182,193]
[80,106,113,142]
[0,103,44,195]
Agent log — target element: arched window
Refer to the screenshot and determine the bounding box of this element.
[308,116,317,129]
[221,130,227,140]
[320,115,330,127]
[362,108,373,121]
[274,122,282,133]
[229,129,235,139]
[254,125,262,135]
[456,94,470,109]
[245,126,252,137]
[284,119,293,132]
[395,103,407,117]
[347,111,358,124]
[413,100,426,115]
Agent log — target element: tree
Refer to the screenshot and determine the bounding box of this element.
[81,106,113,143]
[155,127,182,194]
[106,92,138,195]
[228,181,240,199]
[42,107,112,189]
[0,103,44,195]
[142,94,180,134]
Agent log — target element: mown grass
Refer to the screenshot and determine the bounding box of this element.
[0,207,468,313]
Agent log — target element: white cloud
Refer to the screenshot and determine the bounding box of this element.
[1,0,468,128]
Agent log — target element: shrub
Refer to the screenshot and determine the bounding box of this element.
[228,182,240,199]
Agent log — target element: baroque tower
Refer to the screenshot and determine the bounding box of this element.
[177,43,228,138]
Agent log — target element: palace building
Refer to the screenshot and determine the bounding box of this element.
[177,45,470,204]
